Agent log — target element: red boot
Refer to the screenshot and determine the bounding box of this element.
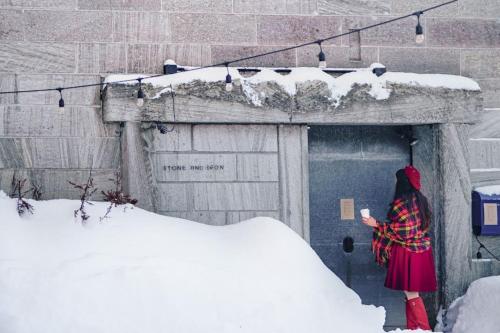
[405,297,431,330]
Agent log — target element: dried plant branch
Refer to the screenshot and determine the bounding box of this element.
[69,172,97,224]
[100,171,137,221]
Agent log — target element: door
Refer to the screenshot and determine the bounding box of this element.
[308,126,410,330]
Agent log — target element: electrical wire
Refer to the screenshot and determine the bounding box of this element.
[475,234,500,261]
[0,0,457,96]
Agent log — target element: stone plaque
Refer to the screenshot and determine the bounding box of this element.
[155,153,236,181]
[340,199,355,220]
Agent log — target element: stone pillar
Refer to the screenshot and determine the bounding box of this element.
[437,123,473,306]
[121,122,156,212]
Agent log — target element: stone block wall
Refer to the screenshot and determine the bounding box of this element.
[149,124,281,225]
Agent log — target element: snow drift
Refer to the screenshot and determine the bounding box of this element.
[436,276,500,333]
[0,191,425,333]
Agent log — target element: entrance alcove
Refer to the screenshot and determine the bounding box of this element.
[102,67,482,328]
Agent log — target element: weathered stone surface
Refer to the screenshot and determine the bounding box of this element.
[296,45,378,68]
[438,123,473,306]
[14,74,100,105]
[150,124,191,151]
[427,18,500,48]
[163,0,232,13]
[127,44,212,73]
[0,74,15,104]
[0,0,77,9]
[193,182,279,210]
[234,0,316,14]
[211,45,296,67]
[78,43,127,74]
[470,109,500,139]
[0,137,120,168]
[127,44,169,74]
[237,153,279,181]
[78,0,161,10]
[0,9,24,41]
[154,153,237,181]
[470,140,500,169]
[171,14,257,44]
[476,79,500,109]
[24,10,113,42]
[0,42,75,73]
[471,170,500,187]
[390,0,458,16]
[157,183,193,211]
[113,12,170,43]
[192,125,278,152]
[164,44,212,67]
[379,47,460,74]
[104,81,482,125]
[258,15,342,45]
[459,0,500,18]
[0,168,117,200]
[318,0,390,15]
[122,122,156,211]
[2,106,119,137]
[226,211,280,224]
[163,211,226,225]
[341,16,418,47]
[461,50,500,79]
[278,125,309,240]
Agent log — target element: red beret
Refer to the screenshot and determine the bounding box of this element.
[404,165,421,191]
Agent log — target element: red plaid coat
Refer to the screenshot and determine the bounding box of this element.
[372,194,431,266]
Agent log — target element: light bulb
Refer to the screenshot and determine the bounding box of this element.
[136,97,144,107]
[57,88,65,112]
[137,87,145,107]
[318,50,326,69]
[416,33,425,44]
[58,97,65,112]
[225,74,233,92]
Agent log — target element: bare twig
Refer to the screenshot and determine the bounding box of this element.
[69,172,97,224]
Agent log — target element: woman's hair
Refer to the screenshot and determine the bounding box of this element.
[393,169,432,230]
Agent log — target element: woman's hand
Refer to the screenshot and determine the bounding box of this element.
[362,216,378,227]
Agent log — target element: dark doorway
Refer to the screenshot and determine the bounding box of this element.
[308,126,410,330]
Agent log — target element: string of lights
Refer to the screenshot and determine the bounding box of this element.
[0,0,457,111]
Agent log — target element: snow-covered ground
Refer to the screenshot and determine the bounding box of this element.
[0,191,428,333]
[435,276,500,333]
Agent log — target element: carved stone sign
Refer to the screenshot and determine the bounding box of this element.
[154,154,236,181]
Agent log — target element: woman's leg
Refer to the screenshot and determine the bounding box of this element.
[404,291,431,330]
[404,291,419,300]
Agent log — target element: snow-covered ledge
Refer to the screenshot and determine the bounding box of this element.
[102,66,482,124]
[102,66,483,310]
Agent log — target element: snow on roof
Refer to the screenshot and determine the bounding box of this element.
[105,64,480,107]
[475,185,500,196]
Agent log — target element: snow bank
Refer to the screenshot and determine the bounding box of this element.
[0,191,407,333]
[435,276,500,333]
[105,65,480,107]
[475,185,500,196]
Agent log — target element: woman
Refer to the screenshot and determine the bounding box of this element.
[361,165,437,330]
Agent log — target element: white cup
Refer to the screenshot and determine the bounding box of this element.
[360,209,370,218]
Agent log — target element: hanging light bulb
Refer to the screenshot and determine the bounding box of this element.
[57,88,65,112]
[225,64,233,92]
[415,12,425,44]
[317,41,326,69]
[136,78,144,107]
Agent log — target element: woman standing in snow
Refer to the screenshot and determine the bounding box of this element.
[361,165,437,331]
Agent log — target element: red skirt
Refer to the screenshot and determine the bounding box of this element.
[384,244,437,292]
